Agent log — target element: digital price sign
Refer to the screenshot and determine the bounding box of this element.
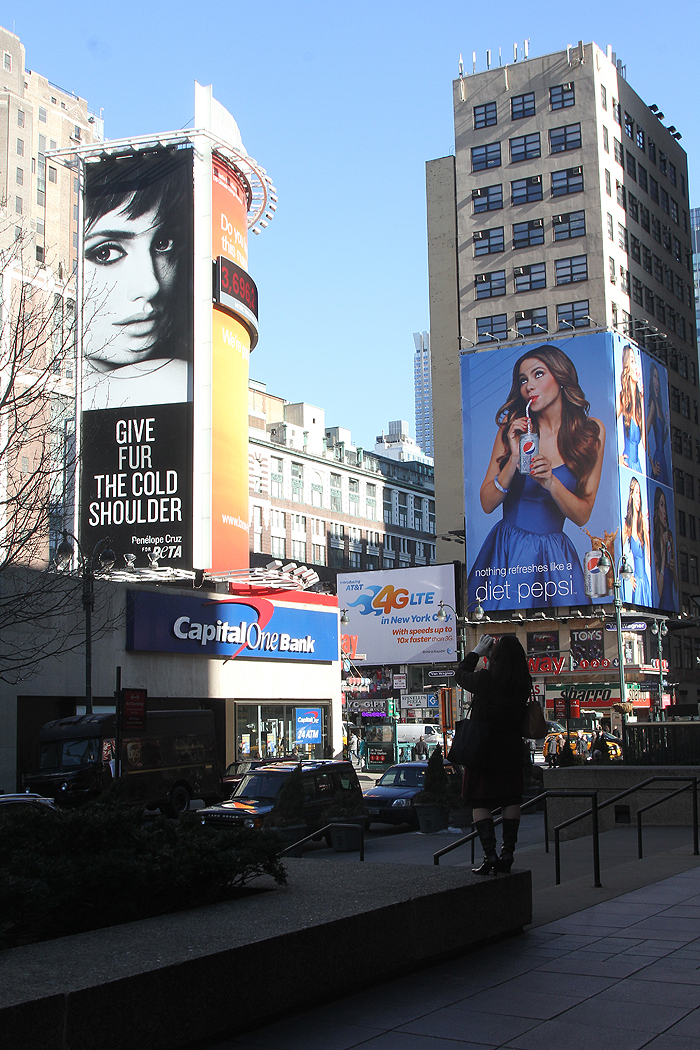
[214,256,259,348]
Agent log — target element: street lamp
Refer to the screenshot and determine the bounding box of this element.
[650,619,669,719]
[596,542,634,750]
[56,531,116,715]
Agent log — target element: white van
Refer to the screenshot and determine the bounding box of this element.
[396,723,443,745]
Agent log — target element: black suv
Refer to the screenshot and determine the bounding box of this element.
[199,760,364,831]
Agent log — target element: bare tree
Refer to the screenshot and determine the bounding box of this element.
[0,227,114,683]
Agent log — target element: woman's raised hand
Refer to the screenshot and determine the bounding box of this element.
[507,417,529,458]
[530,453,553,489]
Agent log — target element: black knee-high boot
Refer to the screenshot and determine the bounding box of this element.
[498,817,520,874]
[472,817,498,876]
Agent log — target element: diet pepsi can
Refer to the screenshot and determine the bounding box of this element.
[584,550,608,597]
[518,431,539,474]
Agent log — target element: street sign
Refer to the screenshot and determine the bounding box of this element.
[428,670,455,678]
[393,673,407,690]
[122,689,147,730]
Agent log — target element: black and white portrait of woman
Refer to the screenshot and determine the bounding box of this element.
[82,148,193,411]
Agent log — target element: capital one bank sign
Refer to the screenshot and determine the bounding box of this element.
[126,592,338,662]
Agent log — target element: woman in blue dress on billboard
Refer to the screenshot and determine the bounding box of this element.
[617,344,645,473]
[652,487,677,609]
[468,346,605,610]
[646,363,670,486]
[621,477,651,606]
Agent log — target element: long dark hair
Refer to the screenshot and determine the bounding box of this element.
[625,477,646,548]
[488,636,532,696]
[496,345,601,490]
[84,147,193,360]
[619,344,643,433]
[653,486,668,567]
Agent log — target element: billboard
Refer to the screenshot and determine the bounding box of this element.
[81,147,194,568]
[336,564,458,665]
[461,332,678,614]
[126,591,338,662]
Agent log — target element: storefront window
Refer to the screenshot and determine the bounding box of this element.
[235,703,329,760]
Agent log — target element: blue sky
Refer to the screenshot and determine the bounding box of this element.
[11,1,700,449]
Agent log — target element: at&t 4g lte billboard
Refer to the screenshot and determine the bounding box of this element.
[460,332,679,615]
[79,85,272,572]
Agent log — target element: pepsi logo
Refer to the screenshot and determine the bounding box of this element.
[522,440,536,455]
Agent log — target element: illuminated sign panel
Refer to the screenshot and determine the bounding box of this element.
[461,333,678,614]
[337,564,458,664]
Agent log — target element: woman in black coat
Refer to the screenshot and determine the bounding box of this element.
[455,634,532,875]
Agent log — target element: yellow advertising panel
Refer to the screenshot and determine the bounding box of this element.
[210,155,251,571]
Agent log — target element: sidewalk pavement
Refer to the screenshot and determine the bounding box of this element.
[193,823,700,1050]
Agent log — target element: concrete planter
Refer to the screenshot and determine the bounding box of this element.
[329,822,363,852]
[415,803,449,834]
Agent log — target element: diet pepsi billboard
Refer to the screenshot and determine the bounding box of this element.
[295,708,322,744]
[461,332,678,613]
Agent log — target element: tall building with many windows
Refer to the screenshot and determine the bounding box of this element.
[427,40,700,708]
[248,380,436,587]
[692,207,700,337]
[413,330,434,456]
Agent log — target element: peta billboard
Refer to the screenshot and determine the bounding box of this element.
[336,564,457,664]
[460,332,678,614]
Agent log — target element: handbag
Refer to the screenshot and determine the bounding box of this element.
[447,717,494,768]
[522,700,547,739]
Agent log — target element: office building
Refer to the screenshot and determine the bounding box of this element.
[248,381,437,586]
[414,330,434,456]
[692,207,700,336]
[427,40,700,711]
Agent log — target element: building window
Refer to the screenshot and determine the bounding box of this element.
[474,226,504,255]
[613,99,621,124]
[626,151,637,181]
[607,213,614,240]
[291,462,303,502]
[638,165,648,194]
[550,123,581,153]
[474,101,497,129]
[605,169,611,196]
[511,176,542,205]
[15,167,23,186]
[475,269,506,299]
[471,142,501,171]
[428,500,435,534]
[17,109,24,128]
[614,138,624,166]
[628,193,638,223]
[553,210,585,241]
[16,138,23,157]
[330,473,342,512]
[513,219,544,249]
[38,106,47,123]
[600,84,607,109]
[348,477,359,515]
[551,167,583,197]
[550,83,575,109]
[616,181,626,210]
[515,307,548,336]
[555,255,587,285]
[48,166,57,184]
[510,133,541,163]
[511,91,535,120]
[603,126,609,153]
[398,493,408,528]
[649,176,659,204]
[292,539,306,562]
[557,301,590,330]
[644,286,654,314]
[514,262,546,292]
[3,51,11,72]
[473,183,503,212]
[383,489,393,524]
[15,196,22,214]
[671,199,679,224]
[618,223,629,253]
[477,314,508,343]
[270,536,285,559]
[312,543,326,566]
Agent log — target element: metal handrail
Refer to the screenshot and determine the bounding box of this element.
[637,779,698,859]
[278,822,365,860]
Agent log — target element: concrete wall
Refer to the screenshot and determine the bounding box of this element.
[544,765,700,840]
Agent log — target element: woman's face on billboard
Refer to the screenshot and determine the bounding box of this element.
[84,201,176,369]
[630,479,641,512]
[518,358,560,413]
[658,492,668,527]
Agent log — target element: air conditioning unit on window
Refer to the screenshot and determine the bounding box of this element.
[530,175,541,184]
[514,267,524,276]
[553,215,564,223]
[516,311,527,320]
[474,231,485,239]
[571,166,582,175]
[564,82,573,90]
[472,188,483,198]
[476,273,488,282]
[533,219,543,227]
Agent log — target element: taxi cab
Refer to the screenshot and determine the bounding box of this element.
[543,731,622,761]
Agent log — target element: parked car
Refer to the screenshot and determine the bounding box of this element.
[200,760,364,832]
[0,793,58,814]
[363,761,461,829]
